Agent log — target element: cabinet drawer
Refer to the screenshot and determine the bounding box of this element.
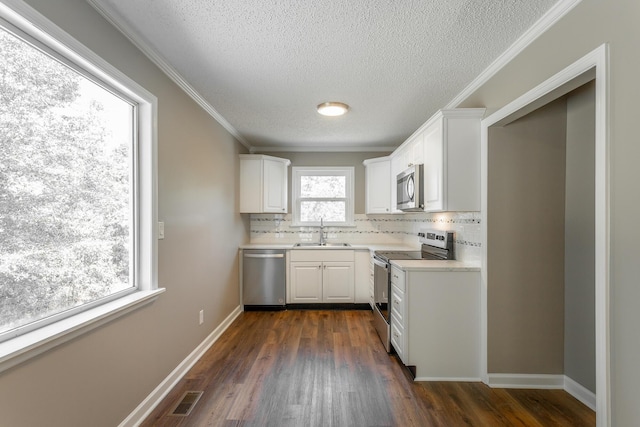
[390,287,404,323]
[290,249,354,262]
[390,315,405,362]
[390,265,405,291]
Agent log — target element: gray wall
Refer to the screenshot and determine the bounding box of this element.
[0,1,249,426]
[460,0,640,421]
[261,151,391,214]
[565,82,596,393]
[487,99,567,375]
[487,84,597,393]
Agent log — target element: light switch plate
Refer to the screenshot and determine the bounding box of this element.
[158,221,165,239]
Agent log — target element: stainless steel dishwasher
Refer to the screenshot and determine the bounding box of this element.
[242,249,286,310]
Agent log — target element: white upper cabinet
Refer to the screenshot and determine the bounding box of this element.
[423,119,444,211]
[409,132,424,167]
[363,157,391,214]
[422,109,484,212]
[365,108,484,214]
[239,154,290,213]
[390,153,405,213]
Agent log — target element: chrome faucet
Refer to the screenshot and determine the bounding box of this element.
[319,218,326,245]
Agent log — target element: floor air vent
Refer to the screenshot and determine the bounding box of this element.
[170,391,203,416]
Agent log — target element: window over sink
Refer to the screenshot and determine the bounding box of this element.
[291,167,354,226]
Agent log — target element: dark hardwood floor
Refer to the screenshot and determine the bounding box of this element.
[142,310,595,426]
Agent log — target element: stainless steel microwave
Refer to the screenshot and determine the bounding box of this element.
[396,164,424,211]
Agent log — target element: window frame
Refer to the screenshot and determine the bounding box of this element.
[291,166,355,227]
[0,0,162,373]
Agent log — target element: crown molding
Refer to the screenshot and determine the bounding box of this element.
[444,0,583,109]
[85,0,253,152]
[252,145,396,154]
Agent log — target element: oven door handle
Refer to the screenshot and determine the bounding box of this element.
[373,257,389,270]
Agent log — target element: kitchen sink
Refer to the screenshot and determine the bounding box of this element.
[293,242,351,247]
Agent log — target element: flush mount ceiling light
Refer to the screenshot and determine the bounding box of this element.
[317,102,349,117]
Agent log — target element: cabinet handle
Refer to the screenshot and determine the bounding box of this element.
[393,332,400,338]
[393,274,398,279]
[393,299,399,305]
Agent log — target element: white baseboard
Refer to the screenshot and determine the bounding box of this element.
[487,373,596,412]
[487,373,565,389]
[415,376,481,382]
[564,375,596,411]
[118,305,243,427]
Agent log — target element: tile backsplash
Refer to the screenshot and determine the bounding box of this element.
[249,212,481,262]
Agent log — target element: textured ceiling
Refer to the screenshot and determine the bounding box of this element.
[89,0,560,151]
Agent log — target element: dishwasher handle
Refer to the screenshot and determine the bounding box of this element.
[243,253,285,259]
[372,256,389,271]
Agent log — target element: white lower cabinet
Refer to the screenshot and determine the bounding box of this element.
[289,250,354,303]
[354,250,372,305]
[289,262,323,302]
[390,267,481,381]
[368,252,375,309]
[322,262,354,302]
[390,313,405,362]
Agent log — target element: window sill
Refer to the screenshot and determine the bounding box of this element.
[0,288,165,374]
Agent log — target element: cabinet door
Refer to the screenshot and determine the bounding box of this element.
[239,158,262,213]
[290,262,323,302]
[365,160,391,214]
[410,133,424,166]
[423,119,444,211]
[354,251,371,304]
[390,286,405,324]
[390,154,405,213]
[263,158,287,213]
[369,257,375,309]
[390,314,406,364]
[322,262,354,303]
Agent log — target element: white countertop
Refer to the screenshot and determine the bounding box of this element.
[390,259,480,272]
[239,243,418,251]
[239,243,480,271]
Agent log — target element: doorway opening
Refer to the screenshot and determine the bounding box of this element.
[480,44,609,427]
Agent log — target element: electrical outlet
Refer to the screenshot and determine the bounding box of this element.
[158,221,165,239]
[199,309,204,325]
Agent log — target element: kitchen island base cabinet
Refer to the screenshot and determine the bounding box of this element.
[289,250,355,303]
[391,269,481,381]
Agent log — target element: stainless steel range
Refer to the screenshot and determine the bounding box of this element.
[372,229,454,352]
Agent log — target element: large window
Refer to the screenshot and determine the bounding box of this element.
[292,167,354,226]
[0,0,158,358]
